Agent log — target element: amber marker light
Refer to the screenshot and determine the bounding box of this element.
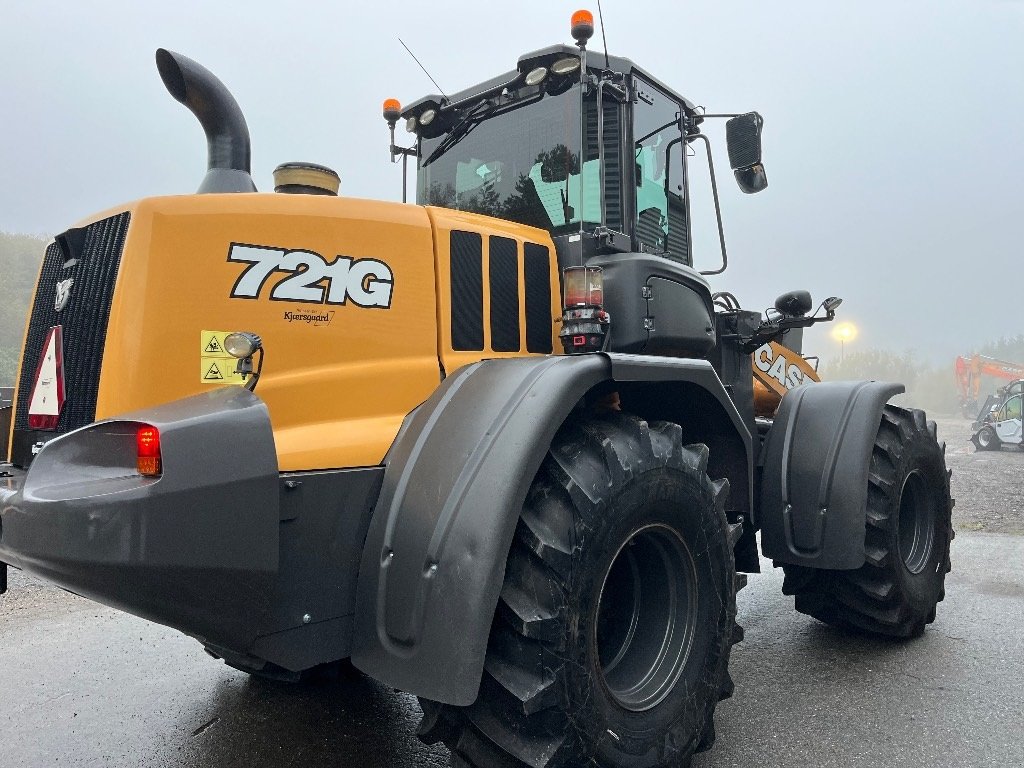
[571,9,594,44]
[382,98,402,124]
[136,425,162,477]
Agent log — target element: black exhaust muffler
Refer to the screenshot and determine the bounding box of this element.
[156,48,257,193]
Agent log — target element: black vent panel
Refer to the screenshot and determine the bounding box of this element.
[523,243,553,354]
[450,230,484,351]
[12,212,130,466]
[488,236,520,352]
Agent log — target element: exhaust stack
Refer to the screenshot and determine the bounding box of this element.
[155,48,257,193]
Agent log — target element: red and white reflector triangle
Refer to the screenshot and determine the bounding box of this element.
[28,325,66,430]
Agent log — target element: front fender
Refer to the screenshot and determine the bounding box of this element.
[759,380,904,569]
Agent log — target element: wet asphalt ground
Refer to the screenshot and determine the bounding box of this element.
[1,532,1021,768]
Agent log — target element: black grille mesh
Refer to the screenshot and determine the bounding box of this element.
[450,230,484,351]
[488,236,520,352]
[13,212,130,441]
[585,99,622,230]
[523,243,553,354]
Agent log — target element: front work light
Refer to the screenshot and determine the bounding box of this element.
[559,266,610,354]
[550,56,581,75]
[136,425,162,477]
[525,66,548,86]
[419,108,437,126]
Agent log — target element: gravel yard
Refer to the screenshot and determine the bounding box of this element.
[938,417,1023,535]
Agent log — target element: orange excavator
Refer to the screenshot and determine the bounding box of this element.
[955,354,1024,418]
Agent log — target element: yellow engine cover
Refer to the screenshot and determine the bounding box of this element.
[79,194,560,471]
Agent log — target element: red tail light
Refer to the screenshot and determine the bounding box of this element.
[136,425,162,477]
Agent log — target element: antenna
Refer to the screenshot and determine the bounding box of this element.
[597,0,610,69]
[398,38,448,101]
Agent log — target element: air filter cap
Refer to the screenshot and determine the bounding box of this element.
[273,162,340,196]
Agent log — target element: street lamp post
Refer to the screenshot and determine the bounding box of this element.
[832,322,858,363]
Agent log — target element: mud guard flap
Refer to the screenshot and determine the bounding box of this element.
[352,353,751,706]
[759,381,904,569]
[0,387,279,651]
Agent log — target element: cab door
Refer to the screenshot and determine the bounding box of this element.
[994,394,1023,444]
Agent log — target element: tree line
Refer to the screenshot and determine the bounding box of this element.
[0,232,47,384]
[820,336,1024,416]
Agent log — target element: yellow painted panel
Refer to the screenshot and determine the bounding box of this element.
[96,194,441,471]
[424,206,563,376]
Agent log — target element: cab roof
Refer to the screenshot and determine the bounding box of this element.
[403,44,699,119]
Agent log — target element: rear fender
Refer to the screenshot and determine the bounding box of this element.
[351,353,752,705]
[759,381,904,569]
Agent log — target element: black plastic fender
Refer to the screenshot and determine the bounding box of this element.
[0,387,279,651]
[759,380,904,569]
[351,353,752,705]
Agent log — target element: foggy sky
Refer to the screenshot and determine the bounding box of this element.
[1,0,1019,363]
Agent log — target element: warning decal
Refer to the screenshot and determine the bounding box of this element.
[200,329,247,385]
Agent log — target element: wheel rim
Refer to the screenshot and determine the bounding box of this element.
[978,429,993,447]
[896,470,936,574]
[595,524,698,712]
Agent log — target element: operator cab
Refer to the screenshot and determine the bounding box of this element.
[390,35,767,361]
[401,44,764,269]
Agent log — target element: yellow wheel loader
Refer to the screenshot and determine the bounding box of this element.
[0,11,953,768]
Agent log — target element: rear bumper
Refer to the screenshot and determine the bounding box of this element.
[0,387,280,651]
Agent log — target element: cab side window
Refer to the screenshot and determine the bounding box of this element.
[1004,395,1022,421]
[632,79,687,264]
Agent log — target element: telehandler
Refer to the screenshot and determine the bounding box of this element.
[0,11,953,768]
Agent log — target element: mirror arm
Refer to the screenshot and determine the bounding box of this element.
[736,310,837,353]
[691,133,728,276]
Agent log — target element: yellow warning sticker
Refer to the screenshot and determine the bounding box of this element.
[200,357,246,384]
[201,330,233,359]
[200,330,246,384]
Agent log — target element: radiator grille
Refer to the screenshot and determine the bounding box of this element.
[11,212,130,465]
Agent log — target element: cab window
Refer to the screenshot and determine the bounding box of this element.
[1003,395,1022,421]
[632,78,687,263]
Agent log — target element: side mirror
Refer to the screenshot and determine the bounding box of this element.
[726,112,768,194]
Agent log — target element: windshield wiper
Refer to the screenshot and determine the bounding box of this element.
[422,101,496,167]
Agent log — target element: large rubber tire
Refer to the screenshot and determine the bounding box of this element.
[417,413,741,768]
[782,406,954,638]
[972,426,1000,452]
